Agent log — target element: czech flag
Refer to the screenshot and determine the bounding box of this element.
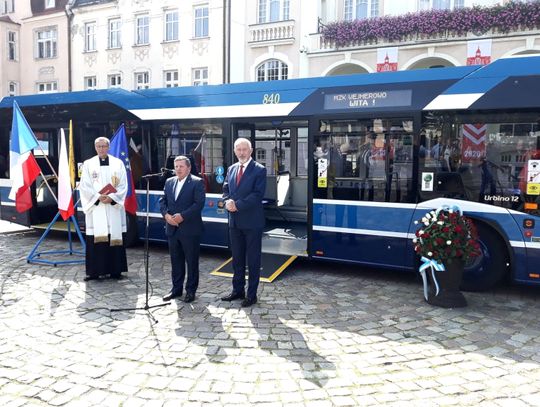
[57,128,74,220]
[9,101,41,213]
[109,124,137,215]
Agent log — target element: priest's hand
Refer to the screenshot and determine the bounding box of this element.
[99,195,113,204]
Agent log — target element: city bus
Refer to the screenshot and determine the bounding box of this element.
[1,55,540,290]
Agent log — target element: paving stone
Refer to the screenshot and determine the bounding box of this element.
[1,232,540,405]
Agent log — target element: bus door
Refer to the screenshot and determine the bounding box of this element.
[312,118,416,269]
[232,122,309,256]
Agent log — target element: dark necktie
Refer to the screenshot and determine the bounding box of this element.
[236,165,244,186]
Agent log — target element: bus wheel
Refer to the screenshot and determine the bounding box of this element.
[124,213,139,247]
[460,222,508,292]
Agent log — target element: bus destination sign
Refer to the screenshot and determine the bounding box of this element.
[324,90,412,110]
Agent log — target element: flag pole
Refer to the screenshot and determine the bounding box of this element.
[37,169,58,203]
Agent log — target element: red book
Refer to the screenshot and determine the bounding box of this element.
[99,183,117,195]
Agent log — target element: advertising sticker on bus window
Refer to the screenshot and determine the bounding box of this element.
[422,172,434,191]
[317,158,328,188]
[526,159,540,195]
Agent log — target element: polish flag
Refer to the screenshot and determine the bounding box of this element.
[58,128,74,220]
[9,101,41,213]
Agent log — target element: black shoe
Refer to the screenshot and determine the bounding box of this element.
[183,293,195,303]
[110,274,124,280]
[221,291,245,301]
[84,276,99,282]
[163,291,182,302]
[241,297,257,307]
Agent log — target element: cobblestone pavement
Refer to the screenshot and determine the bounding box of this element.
[1,231,540,406]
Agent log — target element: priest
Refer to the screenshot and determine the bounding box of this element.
[79,136,128,281]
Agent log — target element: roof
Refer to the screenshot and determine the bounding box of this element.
[424,55,540,110]
[31,0,69,15]
[0,16,18,24]
[3,55,540,124]
[0,89,142,124]
[128,65,479,120]
[72,0,115,7]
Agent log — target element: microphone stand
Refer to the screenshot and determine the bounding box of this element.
[110,171,171,323]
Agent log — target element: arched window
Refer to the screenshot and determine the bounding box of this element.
[256,59,288,81]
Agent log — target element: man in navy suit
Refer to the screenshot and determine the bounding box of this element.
[159,156,205,303]
[221,138,267,307]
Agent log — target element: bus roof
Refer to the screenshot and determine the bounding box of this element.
[2,55,540,123]
[424,55,540,110]
[0,88,141,123]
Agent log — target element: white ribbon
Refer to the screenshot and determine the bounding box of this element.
[435,204,462,218]
[419,256,445,300]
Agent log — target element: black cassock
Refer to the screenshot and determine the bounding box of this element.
[85,156,128,279]
[85,234,128,278]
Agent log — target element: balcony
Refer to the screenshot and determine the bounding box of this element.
[309,25,539,53]
[310,2,540,53]
[248,20,295,47]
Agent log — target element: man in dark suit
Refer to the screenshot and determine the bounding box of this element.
[221,138,267,307]
[159,156,205,303]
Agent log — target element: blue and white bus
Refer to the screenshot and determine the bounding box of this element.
[1,55,540,290]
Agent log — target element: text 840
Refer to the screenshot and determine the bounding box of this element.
[262,93,280,104]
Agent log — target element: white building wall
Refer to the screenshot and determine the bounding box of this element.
[0,1,41,96]
[20,12,70,95]
[71,0,226,91]
[229,0,246,83]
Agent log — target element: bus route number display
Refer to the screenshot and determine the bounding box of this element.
[324,90,412,110]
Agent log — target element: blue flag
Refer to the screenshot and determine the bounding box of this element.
[109,124,137,215]
[11,100,39,154]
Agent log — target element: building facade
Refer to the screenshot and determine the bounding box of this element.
[1,0,540,96]
[70,0,227,91]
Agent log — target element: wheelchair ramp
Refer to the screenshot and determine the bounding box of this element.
[211,253,297,283]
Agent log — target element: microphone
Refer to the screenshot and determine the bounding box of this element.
[141,168,175,178]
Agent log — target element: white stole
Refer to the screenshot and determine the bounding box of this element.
[79,155,127,245]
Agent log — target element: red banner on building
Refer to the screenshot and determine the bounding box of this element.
[377,47,398,72]
[466,39,491,66]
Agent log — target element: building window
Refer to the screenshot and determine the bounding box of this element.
[108,73,122,88]
[418,0,463,10]
[36,28,57,59]
[192,68,208,86]
[256,148,266,161]
[108,18,121,49]
[45,0,55,9]
[135,14,149,45]
[256,59,288,81]
[344,0,379,20]
[8,81,17,96]
[1,0,14,14]
[164,10,179,42]
[257,0,290,23]
[134,72,149,89]
[163,70,179,87]
[84,22,96,52]
[7,31,16,61]
[194,5,209,38]
[37,81,58,93]
[84,76,97,90]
